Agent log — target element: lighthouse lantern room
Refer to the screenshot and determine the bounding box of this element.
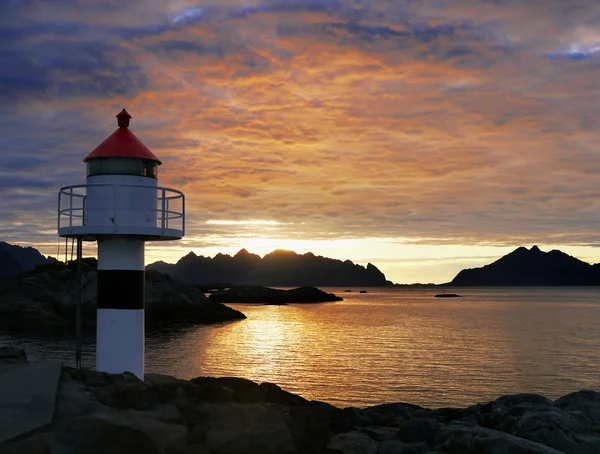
[58,109,185,378]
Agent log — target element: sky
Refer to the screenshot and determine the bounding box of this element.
[2,0,600,284]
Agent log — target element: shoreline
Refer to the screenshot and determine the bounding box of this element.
[1,347,598,453]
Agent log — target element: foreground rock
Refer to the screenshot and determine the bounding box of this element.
[208,285,343,305]
[2,350,600,453]
[0,261,245,330]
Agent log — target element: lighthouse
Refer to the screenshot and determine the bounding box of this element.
[58,109,185,378]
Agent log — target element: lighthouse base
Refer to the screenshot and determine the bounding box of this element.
[97,309,144,377]
[96,238,145,379]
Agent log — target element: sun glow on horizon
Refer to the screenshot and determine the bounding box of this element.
[29,235,600,285]
[206,220,282,226]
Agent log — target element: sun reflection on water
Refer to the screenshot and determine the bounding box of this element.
[6,288,600,408]
[143,288,600,408]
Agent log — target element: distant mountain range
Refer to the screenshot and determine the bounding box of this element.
[449,245,600,286]
[3,241,600,287]
[0,242,56,279]
[147,249,390,287]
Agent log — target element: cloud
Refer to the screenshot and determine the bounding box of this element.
[2,0,600,281]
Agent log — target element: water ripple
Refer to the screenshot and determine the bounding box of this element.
[2,287,600,408]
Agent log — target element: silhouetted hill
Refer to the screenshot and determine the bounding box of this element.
[0,242,56,279]
[147,249,389,286]
[450,245,600,286]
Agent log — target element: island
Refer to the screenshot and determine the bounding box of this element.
[147,248,390,287]
[449,245,600,286]
[208,285,343,305]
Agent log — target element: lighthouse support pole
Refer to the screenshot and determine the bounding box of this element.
[96,238,145,378]
[76,235,83,370]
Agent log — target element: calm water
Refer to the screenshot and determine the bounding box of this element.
[2,287,600,408]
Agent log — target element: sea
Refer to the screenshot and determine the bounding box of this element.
[2,287,600,409]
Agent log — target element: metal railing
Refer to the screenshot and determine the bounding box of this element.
[58,184,185,237]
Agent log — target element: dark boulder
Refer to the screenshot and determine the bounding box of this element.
[209,285,343,304]
[190,376,310,406]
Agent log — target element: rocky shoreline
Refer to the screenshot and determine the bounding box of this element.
[1,348,599,454]
[0,261,246,330]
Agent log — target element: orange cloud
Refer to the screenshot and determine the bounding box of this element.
[4,0,600,281]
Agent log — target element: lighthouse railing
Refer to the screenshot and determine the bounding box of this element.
[58,184,185,238]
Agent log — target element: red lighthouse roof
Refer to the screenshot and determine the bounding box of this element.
[83,109,161,164]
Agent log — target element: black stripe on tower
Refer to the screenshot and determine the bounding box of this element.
[97,270,145,310]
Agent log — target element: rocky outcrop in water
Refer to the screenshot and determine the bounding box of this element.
[2,351,600,454]
[208,285,343,305]
[0,260,245,330]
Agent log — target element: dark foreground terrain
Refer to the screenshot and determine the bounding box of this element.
[0,261,245,330]
[1,348,598,454]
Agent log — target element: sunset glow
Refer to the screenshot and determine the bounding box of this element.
[3,0,600,283]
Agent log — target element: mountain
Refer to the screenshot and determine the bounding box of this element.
[147,248,390,286]
[0,241,56,279]
[450,245,600,286]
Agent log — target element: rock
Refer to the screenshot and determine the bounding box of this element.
[259,382,311,407]
[0,347,27,364]
[494,393,554,408]
[0,360,62,444]
[68,368,157,410]
[0,439,51,454]
[124,404,188,427]
[57,409,188,454]
[198,402,296,454]
[145,373,190,389]
[334,407,374,432]
[285,402,338,453]
[57,413,164,454]
[555,390,600,422]
[145,271,247,328]
[6,362,600,454]
[573,437,600,454]
[208,285,343,304]
[507,408,580,452]
[358,426,399,441]
[458,391,599,452]
[184,446,212,454]
[398,418,440,443]
[324,431,378,454]
[363,403,425,427]
[0,262,245,329]
[145,373,211,404]
[378,440,431,454]
[190,377,310,406]
[191,377,263,403]
[430,407,465,424]
[52,379,109,430]
[120,407,189,452]
[433,423,564,454]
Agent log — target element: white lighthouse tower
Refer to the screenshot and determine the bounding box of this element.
[58,109,185,378]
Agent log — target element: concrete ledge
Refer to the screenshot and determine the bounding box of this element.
[0,361,62,443]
